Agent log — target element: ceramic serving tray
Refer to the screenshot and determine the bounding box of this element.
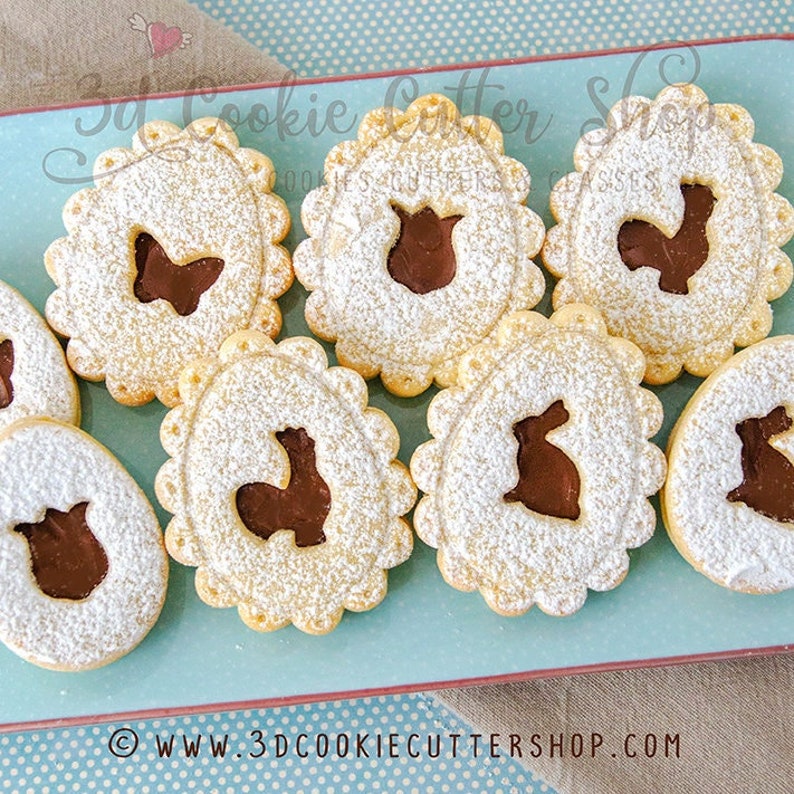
[1,36,792,729]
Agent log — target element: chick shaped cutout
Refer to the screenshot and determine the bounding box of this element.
[156,331,415,635]
[544,84,794,384]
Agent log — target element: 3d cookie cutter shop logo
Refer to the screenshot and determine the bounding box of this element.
[326,165,532,201]
[39,69,551,187]
[546,41,713,193]
[180,68,553,147]
[40,72,353,186]
[40,44,709,187]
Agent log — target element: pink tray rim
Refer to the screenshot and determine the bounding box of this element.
[2,32,792,733]
[1,33,792,119]
[2,644,792,733]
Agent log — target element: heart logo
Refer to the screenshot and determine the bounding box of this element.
[618,183,716,295]
[129,14,192,59]
[236,428,331,548]
[727,406,794,524]
[387,205,462,294]
[504,400,581,520]
[0,338,13,409]
[148,21,185,59]
[133,233,224,316]
[15,502,109,600]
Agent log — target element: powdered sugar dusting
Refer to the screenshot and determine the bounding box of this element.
[664,336,794,593]
[411,305,666,617]
[157,331,415,635]
[293,94,546,397]
[0,420,168,670]
[544,84,794,384]
[0,280,79,430]
[44,118,292,407]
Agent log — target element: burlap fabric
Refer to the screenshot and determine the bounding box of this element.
[3,4,791,791]
[0,1,288,113]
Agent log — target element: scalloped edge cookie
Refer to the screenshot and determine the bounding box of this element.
[411,304,666,617]
[543,83,794,384]
[156,330,415,634]
[45,117,293,407]
[293,93,546,396]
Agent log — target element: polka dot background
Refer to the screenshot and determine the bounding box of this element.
[0,694,551,793]
[2,3,789,792]
[188,0,793,77]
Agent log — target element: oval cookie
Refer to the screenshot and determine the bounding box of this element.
[293,93,546,396]
[0,419,168,670]
[544,83,794,384]
[44,118,292,406]
[156,331,415,635]
[411,305,666,617]
[663,336,794,593]
[0,279,79,430]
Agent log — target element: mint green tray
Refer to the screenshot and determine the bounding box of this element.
[1,38,792,728]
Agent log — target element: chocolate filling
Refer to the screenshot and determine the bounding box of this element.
[133,232,224,316]
[236,428,331,548]
[504,400,581,520]
[14,502,109,600]
[387,205,461,294]
[617,183,715,295]
[0,338,14,410]
[727,406,794,524]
